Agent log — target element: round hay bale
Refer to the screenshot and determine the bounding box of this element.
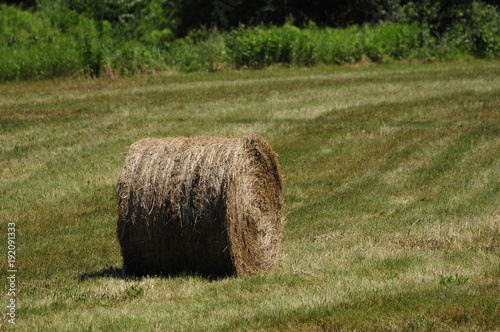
[117,135,284,277]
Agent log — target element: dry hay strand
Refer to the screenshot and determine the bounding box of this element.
[117,135,284,277]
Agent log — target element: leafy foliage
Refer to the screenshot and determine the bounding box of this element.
[0,1,498,81]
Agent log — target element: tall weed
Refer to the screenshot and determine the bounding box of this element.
[311,25,364,65]
[165,33,226,72]
[0,4,105,80]
[224,25,297,69]
[363,22,423,62]
[0,4,82,80]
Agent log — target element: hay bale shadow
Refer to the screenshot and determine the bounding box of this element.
[77,266,228,281]
[77,266,127,281]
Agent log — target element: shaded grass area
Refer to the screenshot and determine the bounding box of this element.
[0,60,499,331]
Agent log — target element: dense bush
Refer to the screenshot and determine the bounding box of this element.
[0,3,167,80]
[0,1,498,81]
[446,1,500,57]
[363,22,423,61]
[0,4,86,80]
[164,34,227,73]
[224,24,298,69]
[171,22,428,71]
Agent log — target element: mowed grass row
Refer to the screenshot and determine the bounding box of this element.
[0,60,499,331]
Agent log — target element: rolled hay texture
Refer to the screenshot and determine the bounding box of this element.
[117,135,284,277]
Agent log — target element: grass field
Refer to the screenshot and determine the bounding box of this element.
[1,60,499,331]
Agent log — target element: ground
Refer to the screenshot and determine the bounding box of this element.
[0,60,499,331]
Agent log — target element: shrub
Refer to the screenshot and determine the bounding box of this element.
[111,41,165,76]
[165,33,226,73]
[447,1,500,58]
[0,4,108,80]
[363,22,423,62]
[290,28,316,66]
[313,25,363,65]
[224,24,300,69]
[0,4,81,80]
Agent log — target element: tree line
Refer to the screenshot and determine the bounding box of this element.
[2,0,499,37]
[0,0,498,81]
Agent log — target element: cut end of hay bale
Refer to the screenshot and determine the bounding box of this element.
[116,135,284,277]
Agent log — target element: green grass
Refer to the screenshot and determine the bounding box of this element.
[1,60,499,331]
